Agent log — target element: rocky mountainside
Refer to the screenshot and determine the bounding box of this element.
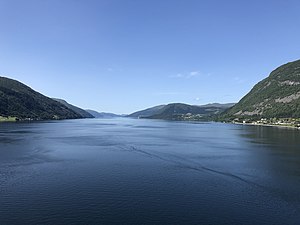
[223,59,300,119]
[0,76,83,120]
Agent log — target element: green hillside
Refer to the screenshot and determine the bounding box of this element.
[127,105,166,118]
[0,76,83,120]
[129,103,234,120]
[53,98,94,118]
[223,59,300,120]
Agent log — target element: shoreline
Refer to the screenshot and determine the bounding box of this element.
[233,122,300,130]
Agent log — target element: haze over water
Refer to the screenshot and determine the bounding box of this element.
[0,118,300,224]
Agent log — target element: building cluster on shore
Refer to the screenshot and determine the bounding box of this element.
[233,118,300,129]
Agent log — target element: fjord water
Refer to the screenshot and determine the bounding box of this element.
[0,118,300,225]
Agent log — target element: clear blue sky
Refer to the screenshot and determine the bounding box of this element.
[1,0,300,114]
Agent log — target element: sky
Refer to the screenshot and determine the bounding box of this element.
[0,0,300,114]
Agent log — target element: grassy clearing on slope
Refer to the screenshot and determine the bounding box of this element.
[0,116,17,122]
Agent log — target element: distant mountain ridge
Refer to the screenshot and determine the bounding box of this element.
[223,59,300,119]
[128,103,235,120]
[0,76,86,120]
[85,109,121,118]
[53,98,94,118]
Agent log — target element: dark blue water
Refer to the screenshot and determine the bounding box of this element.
[0,118,300,225]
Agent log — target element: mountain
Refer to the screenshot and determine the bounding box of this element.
[85,109,121,118]
[128,103,234,120]
[127,105,166,118]
[0,76,83,120]
[53,98,94,118]
[223,59,300,119]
